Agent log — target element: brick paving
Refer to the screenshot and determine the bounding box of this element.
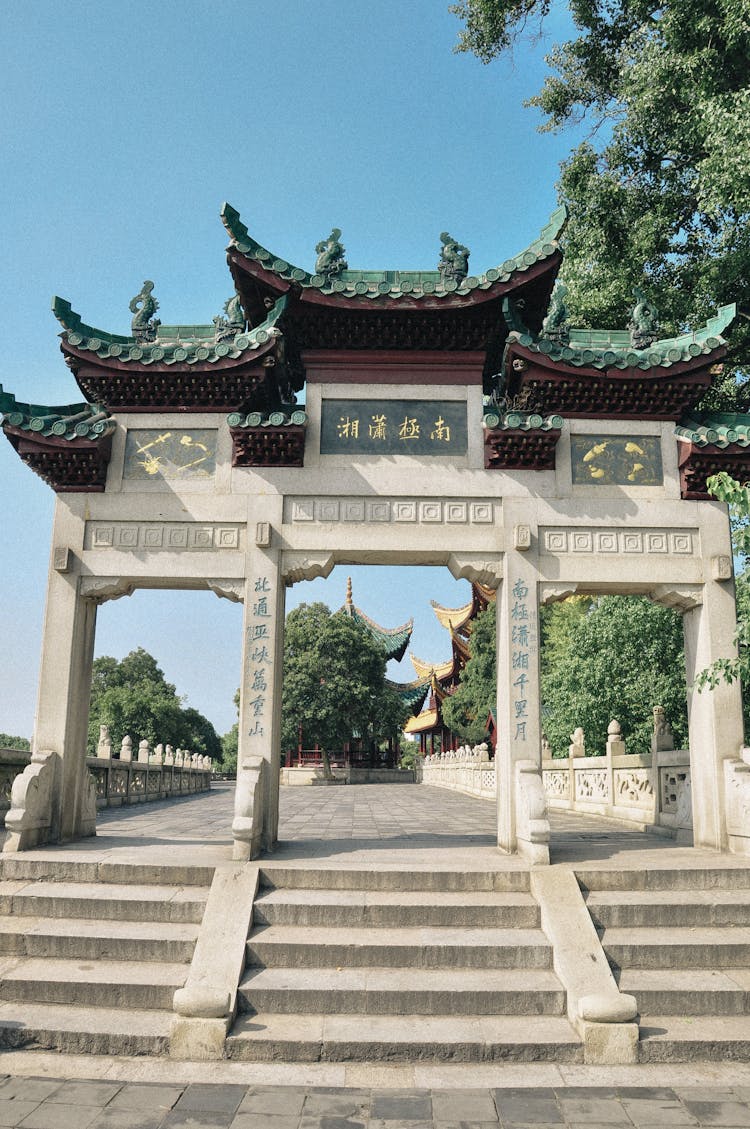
[0,1079,749,1127]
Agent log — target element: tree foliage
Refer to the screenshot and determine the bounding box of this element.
[541,596,688,754]
[691,472,750,733]
[440,594,686,754]
[442,602,497,744]
[88,648,222,760]
[452,0,750,397]
[0,734,30,751]
[280,603,408,772]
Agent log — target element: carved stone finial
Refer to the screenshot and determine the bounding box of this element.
[213,291,246,343]
[129,281,161,343]
[96,724,112,760]
[315,228,348,280]
[438,232,470,283]
[651,705,674,754]
[628,286,660,349]
[569,726,585,758]
[345,575,353,607]
[542,282,570,344]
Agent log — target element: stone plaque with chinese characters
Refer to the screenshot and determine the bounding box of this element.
[320,400,467,456]
[123,429,217,480]
[571,435,663,486]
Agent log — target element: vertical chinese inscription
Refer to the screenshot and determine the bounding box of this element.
[246,575,273,739]
[510,577,535,743]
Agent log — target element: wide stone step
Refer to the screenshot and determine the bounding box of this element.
[577,867,750,893]
[0,858,215,888]
[0,1000,171,1055]
[602,927,750,969]
[247,925,552,970]
[638,1015,750,1062]
[586,889,750,929]
[226,1012,583,1063]
[0,880,208,924]
[618,968,750,1015]
[0,956,188,1010]
[253,889,539,929]
[259,867,530,894]
[0,916,199,962]
[238,966,565,1016]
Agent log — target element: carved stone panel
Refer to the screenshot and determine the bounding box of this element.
[285,497,497,526]
[543,769,569,799]
[541,527,697,557]
[574,768,610,803]
[614,768,654,807]
[86,523,243,552]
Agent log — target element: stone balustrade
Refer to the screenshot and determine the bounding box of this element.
[0,748,32,813]
[418,743,495,800]
[86,728,212,809]
[417,713,694,841]
[541,714,692,839]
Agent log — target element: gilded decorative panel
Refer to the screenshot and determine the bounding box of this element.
[571,435,663,486]
[123,429,217,480]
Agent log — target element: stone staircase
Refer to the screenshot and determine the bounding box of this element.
[226,866,583,1062]
[0,858,212,1054]
[581,866,750,1061]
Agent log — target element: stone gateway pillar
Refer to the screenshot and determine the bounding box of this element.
[233,541,286,861]
[495,525,549,864]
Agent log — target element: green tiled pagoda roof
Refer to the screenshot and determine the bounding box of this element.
[0,386,114,440]
[52,294,288,365]
[386,677,431,715]
[221,202,567,300]
[676,412,750,448]
[344,605,414,663]
[482,409,564,431]
[503,301,736,371]
[339,578,413,662]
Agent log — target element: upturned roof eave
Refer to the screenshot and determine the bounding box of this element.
[222,200,566,309]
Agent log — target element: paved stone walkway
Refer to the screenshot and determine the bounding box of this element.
[7,782,750,1115]
[1,1077,750,1127]
[23,779,745,875]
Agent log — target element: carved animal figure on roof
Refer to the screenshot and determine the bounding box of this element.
[129,281,161,342]
[213,292,246,342]
[438,233,470,283]
[629,286,660,349]
[542,282,570,344]
[315,229,348,280]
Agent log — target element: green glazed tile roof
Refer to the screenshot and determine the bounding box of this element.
[227,408,307,428]
[503,300,736,371]
[52,294,289,365]
[386,677,431,714]
[676,412,750,448]
[482,410,564,431]
[0,386,114,440]
[221,202,567,300]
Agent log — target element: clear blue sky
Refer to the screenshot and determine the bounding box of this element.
[0,1,581,740]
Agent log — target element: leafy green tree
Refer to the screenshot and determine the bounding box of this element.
[220,689,240,775]
[442,602,498,744]
[452,0,750,396]
[541,596,688,754]
[0,734,30,751]
[691,471,750,734]
[281,603,407,778]
[88,647,221,760]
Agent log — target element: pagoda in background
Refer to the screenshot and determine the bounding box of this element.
[405,582,496,757]
[285,577,430,769]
